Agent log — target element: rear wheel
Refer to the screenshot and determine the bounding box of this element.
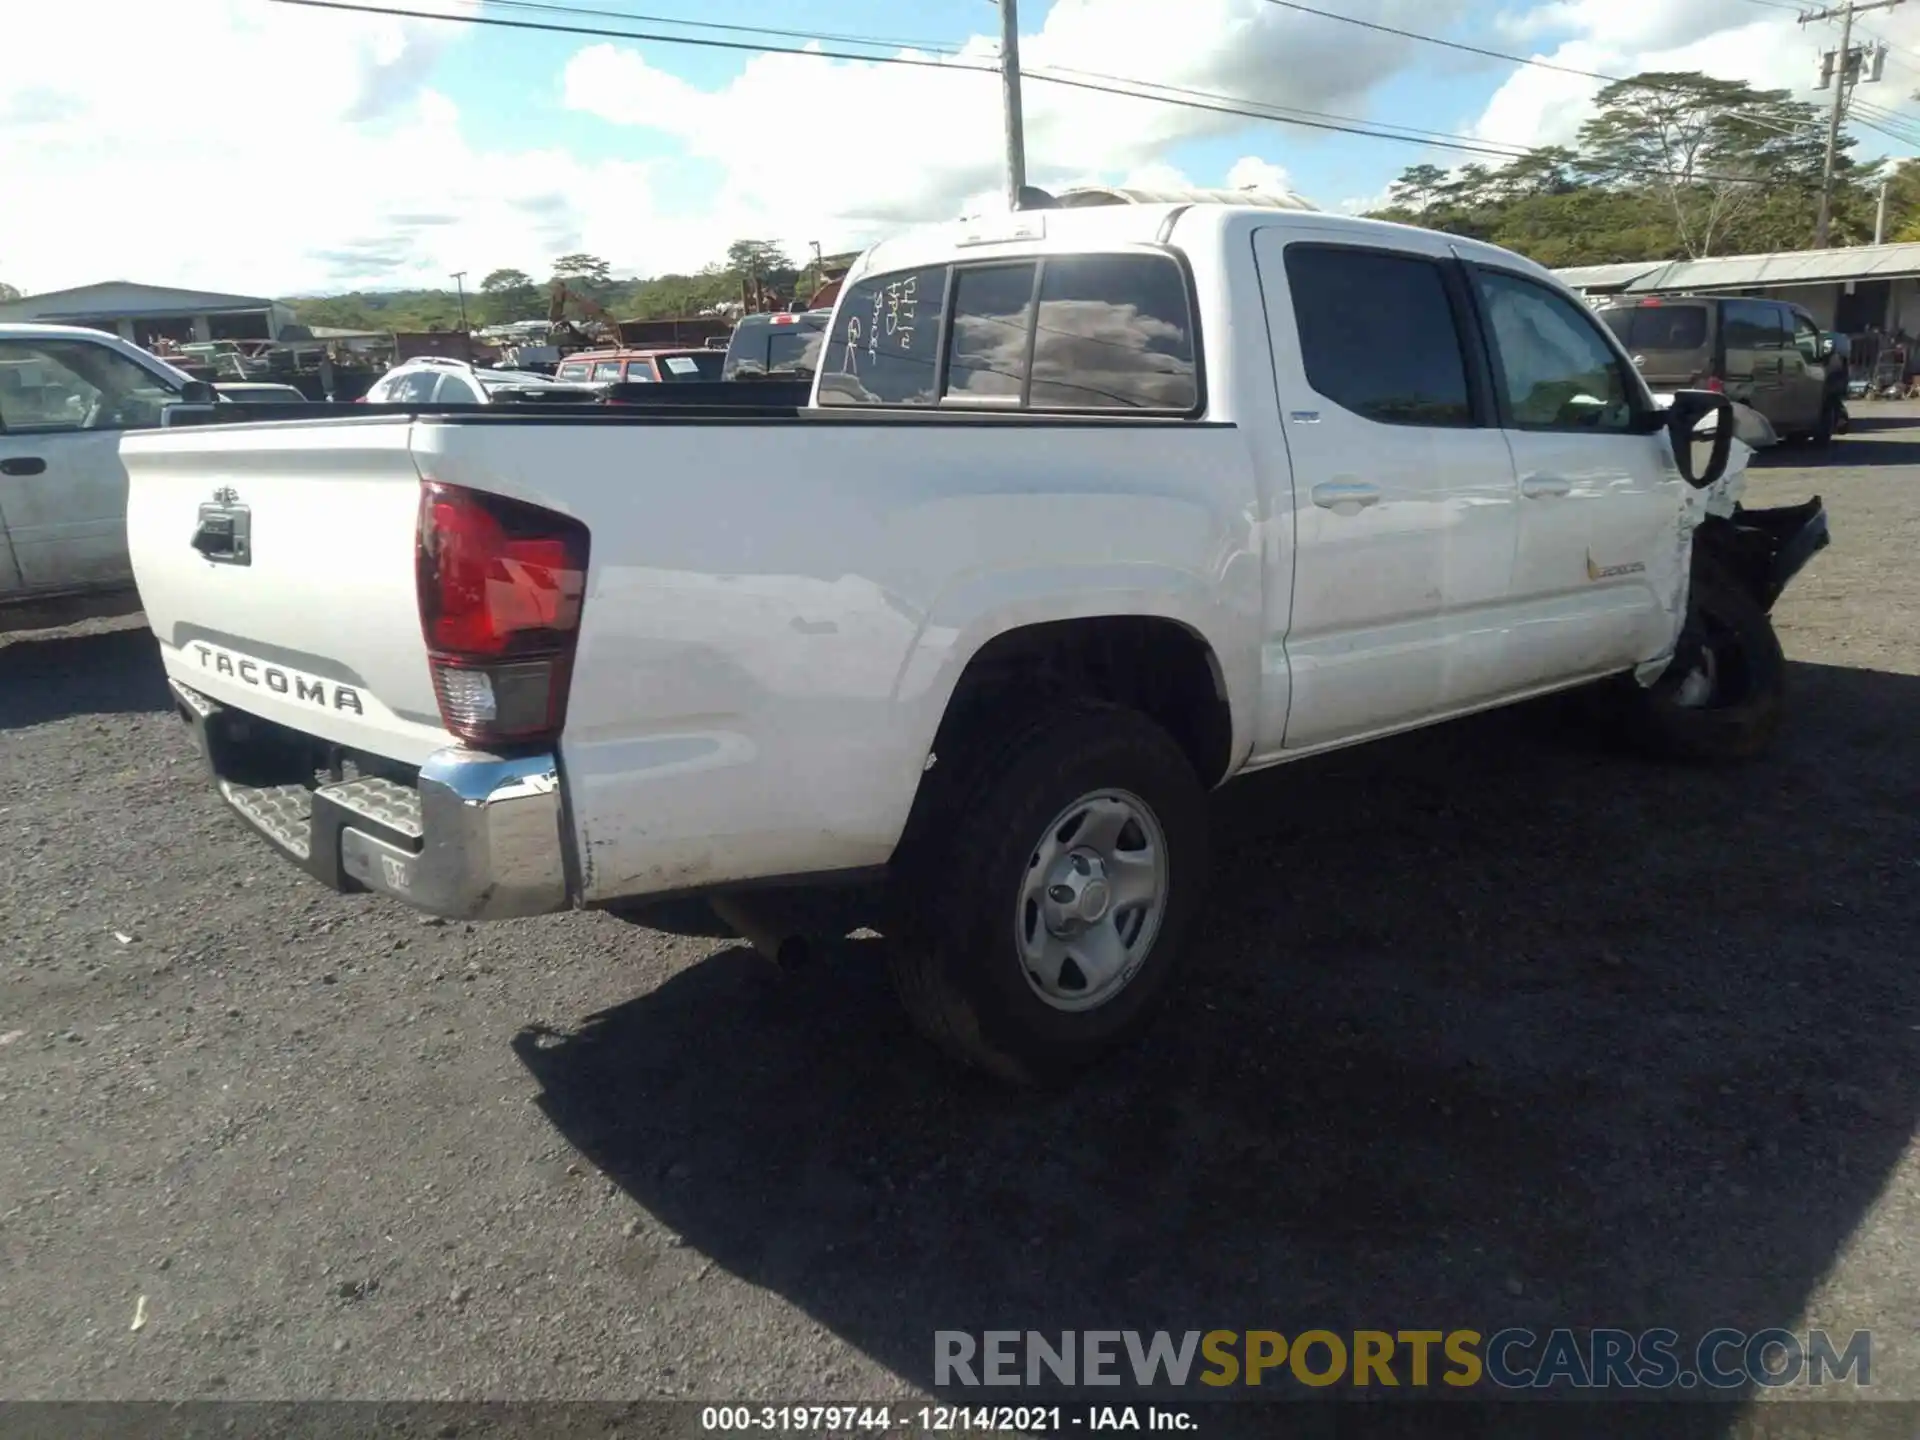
[887,700,1209,1085]
[1614,557,1786,763]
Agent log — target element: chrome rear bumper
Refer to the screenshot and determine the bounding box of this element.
[171,678,569,920]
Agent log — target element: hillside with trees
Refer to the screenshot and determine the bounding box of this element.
[1366,71,1917,266]
[285,241,855,332]
[271,71,1920,329]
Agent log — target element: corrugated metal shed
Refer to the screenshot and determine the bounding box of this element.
[1553,260,1670,293]
[0,280,276,321]
[1620,242,1920,293]
[1053,185,1320,212]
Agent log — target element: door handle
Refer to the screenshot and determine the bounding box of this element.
[1310,481,1382,512]
[0,456,47,477]
[1520,475,1571,499]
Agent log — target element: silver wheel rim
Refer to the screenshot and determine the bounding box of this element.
[1015,789,1169,1013]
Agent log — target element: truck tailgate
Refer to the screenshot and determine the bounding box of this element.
[125,417,454,765]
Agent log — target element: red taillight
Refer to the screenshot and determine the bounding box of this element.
[416,482,589,746]
[1702,375,1725,393]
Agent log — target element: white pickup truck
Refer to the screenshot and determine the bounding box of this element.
[123,200,1828,1082]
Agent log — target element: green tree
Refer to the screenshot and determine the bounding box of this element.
[725,239,792,278]
[0,281,20,302]
[479,267,540,323]
[725,239,799,303]
[1576,72,1834,256]
[551,253,612,286]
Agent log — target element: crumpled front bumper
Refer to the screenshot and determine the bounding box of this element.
[170,679,571,920]
[1727,497,1831,612]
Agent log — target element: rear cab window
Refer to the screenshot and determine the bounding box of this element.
[1281,244,1473,426]
[816,251,1199,413]
[724,317,828,380]
[1599,304,1710,352]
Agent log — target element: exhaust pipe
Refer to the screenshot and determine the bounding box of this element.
[708,896,811,971]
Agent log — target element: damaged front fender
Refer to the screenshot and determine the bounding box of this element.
[1636,399,1831,687]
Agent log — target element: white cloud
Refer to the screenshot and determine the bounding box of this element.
[3,0,1448,297]
[557,0,1464,269]
[0,0,657,295]
[1469,0,1920,158]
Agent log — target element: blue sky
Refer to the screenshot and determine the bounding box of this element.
[441,0,1540,222]
[6,0,1916,293]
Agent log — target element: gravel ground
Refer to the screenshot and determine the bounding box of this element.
[2,413,1918,1419]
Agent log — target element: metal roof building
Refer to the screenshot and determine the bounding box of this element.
[1554,242,1920,336]
[0,281,298,345]
[1551,260,1671,296]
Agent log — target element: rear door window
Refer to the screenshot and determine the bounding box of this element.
[1600,305,1710,352]
[764,327,825,376]
[593,361,623,382]
[660,352,723,382]
[1283,244,1473,427]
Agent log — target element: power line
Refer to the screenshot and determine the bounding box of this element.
[269,0,1818,186]
[469,0,965,58]
[1251,0,1858,146]
[263,0,1547,162]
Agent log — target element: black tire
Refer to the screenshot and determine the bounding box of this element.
[1614,557,1786,763]
[887,700,1209,1085]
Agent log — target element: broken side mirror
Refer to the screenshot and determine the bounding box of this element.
[1666,388,1735,490]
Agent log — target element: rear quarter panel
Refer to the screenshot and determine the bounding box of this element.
[409,417,1264,900]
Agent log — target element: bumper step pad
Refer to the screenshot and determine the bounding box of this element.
[219,782,314,860]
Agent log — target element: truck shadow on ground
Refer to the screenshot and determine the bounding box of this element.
[0,625,169,730]
[514,661,1920,1426]
[1753,416,1920,468]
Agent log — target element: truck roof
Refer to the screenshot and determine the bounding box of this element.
[850,203,1559,289]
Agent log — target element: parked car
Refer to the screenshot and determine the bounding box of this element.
[721,308,830,380]
[124,202,1827,1083]
[1595,294,1843,444]
[359,358,599,405]
[0,322,203,630]
[553,348,726,388]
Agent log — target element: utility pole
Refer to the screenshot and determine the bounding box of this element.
[1802,0,1902,248]
[450,270,470,359]
[996,0,1028,210]
[1876,179,1890,243]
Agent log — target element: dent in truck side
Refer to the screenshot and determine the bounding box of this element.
[409,417,1268,903]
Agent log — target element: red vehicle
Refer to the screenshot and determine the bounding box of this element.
[553,347,725,387]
